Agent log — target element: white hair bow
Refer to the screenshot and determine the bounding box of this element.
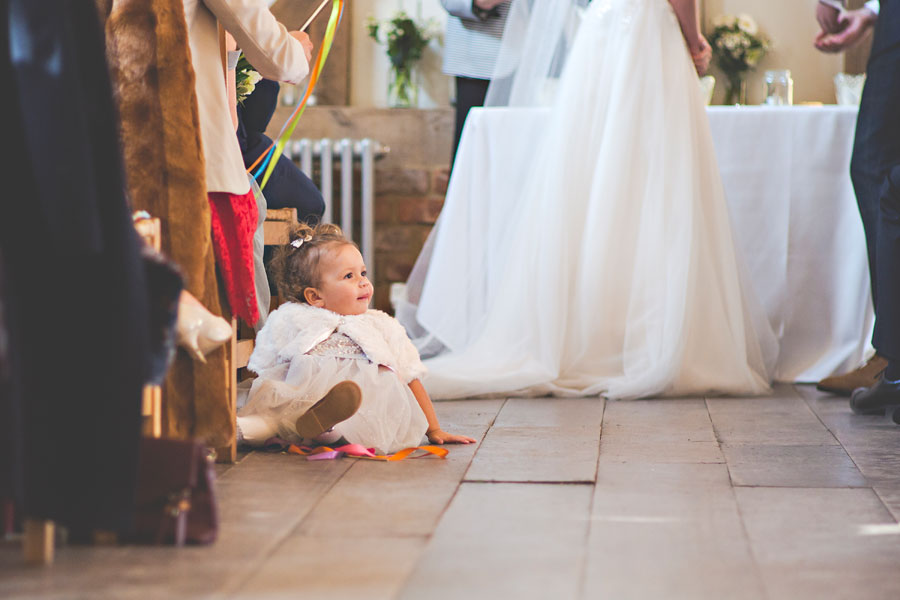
[291,235,313,249]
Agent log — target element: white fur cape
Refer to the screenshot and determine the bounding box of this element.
[248,302,427,384]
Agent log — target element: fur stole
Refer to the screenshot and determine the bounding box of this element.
[98,0,233,448]
[250,303,427,384]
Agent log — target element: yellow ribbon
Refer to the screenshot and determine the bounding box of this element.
[248,0,345,190]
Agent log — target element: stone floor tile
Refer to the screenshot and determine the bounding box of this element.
[839,444,900,487]
[599,438,724,463]
[489,397,605,428]
[599,399,722,464]
[212,451,353,547]
[736,487,900,600]
[465,427,600,482]
[722,444,868,487]
[298,400,503,537]
[397,483,593,600]
[0,543,232,599]
[227,536,426,600]
[601,398,715,441]
[464,398,604,483]
[584,462,765,600]
[797,384,900,449]
[874,487,900,522]
[432,398,507,430]
[707,388,838,446]
[0,450,356,599]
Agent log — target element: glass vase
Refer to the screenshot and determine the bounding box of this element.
[724,75,747,105]
[388,66,419,108]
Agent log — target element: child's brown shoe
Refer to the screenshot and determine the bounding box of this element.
[295,381,362,439]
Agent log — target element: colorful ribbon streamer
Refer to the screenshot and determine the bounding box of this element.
[248,0,345,190]
[287,443,450,461]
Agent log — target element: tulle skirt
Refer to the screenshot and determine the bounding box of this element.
[238,357,428,454]
[413,0,778,400]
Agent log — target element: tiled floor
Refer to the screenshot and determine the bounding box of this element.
[2,384,900,599]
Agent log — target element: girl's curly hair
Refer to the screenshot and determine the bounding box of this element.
[268,222,357,304]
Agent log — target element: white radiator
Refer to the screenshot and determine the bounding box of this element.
[284,138,387,284]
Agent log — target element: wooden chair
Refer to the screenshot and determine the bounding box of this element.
[216,207,297,462]
[263,207,298,245]
[216,320,254,464]
[134,216,164,439]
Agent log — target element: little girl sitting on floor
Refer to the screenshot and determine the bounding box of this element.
[237,223,475,453]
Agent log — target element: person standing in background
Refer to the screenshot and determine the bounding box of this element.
[813,0,900,423]
[440,0,510,166]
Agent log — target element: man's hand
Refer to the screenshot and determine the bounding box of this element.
[290,31,314,63]
[816,2,844,34]
[691,35,712,76]
[474,0,507,10]
[815,8,877,53]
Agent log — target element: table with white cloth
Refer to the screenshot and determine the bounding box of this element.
[408,106,874,383]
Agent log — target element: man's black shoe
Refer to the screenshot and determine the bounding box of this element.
[891,406,900,425]
[849,377,900,415]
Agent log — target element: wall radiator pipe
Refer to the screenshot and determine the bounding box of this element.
[285,138,388,286]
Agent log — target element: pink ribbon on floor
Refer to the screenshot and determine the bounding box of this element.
[287,443,449,461]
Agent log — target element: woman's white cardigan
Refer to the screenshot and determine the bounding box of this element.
[248,303,427,384]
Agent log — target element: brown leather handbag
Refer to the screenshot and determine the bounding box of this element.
[133,437,218,546]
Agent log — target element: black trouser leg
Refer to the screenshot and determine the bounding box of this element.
[874,164,900,362]
[850,41,900,325]
[452,76,491,169]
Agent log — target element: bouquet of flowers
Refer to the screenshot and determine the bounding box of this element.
[367,11,439,107]
[234,53,262,105]
[708,14,769,104]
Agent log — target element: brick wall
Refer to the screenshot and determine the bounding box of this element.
[266,106,454,313]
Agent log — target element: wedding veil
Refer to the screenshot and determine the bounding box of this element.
[485,0,591,107]
[396,0,590,357]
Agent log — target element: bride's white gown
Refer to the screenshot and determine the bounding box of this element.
[412,0,778,400]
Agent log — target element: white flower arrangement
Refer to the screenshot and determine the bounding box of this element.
[708,13,769,103]
[712,13,759,36]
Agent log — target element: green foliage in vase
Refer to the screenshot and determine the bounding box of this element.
[367,11,438,107]
[367,11,436,72]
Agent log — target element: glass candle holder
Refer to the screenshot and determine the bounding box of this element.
[764,70,793,106]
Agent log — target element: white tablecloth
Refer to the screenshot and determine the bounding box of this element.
[411,106,873,382]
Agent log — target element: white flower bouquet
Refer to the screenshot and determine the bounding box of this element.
[708,14,769,104]
[235,53,262,105]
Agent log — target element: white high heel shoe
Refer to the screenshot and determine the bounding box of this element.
[176,291,233,363]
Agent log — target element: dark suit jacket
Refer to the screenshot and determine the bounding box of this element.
[2,0,151,533]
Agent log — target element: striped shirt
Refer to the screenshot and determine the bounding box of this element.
[441,1,510,79]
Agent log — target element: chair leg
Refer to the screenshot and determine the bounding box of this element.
[141,385,162,438]
[23,519,54,565]
[215,318,238,464]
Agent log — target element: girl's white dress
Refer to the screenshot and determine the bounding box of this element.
[239,303,428,454]
[402,0,779,400]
